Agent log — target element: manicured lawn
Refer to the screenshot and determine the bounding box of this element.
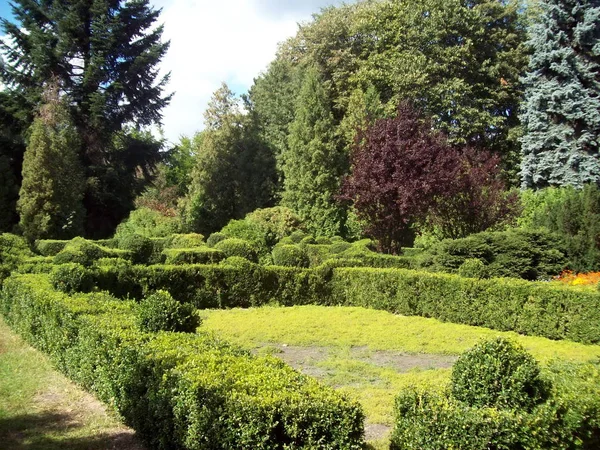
[202,305,600,447]
[0,317,145,450]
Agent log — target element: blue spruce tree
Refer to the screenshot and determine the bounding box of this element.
[520,0,600,188]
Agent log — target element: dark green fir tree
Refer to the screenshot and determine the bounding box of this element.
[282,67,346,236]
[520,0,600,188]
[1,0,171,236]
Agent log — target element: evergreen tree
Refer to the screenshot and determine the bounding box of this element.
[520,0,600,188]
[1,0,171,236]
[184,84,276,235]
[17,86,85,241]
[282,67,346,236]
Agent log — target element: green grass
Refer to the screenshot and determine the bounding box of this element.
[201,305,600,444]
[0,317,144,450]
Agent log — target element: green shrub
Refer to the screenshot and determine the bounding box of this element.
[163,247,226,265]
[390,363,600,450]
[244,206,304,245]
[330,236,345,242]
[50,263,95,293]
[451,338,549,410]
[15,256,55,275]
[424,229,568,280]
[214,238,258,262]
[519,184,600,272]
[35,239,68,256]
[330,241,352,254]
[137,290,199,333]
[457,258,489,279]
[117,233,154,264]
[114,206,181,239]
[289,230,308,244]
[220,256,258,269]
[206,232,227,247]
[167,233,205,248]
[300,235,316,245]
[315,236,332,245]
[272,245,309,268]
[53,237,119,267]
[0,233,34,270]
[94,258,132,270]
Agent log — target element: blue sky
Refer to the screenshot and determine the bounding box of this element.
[0,0,349,142]
[0,1,14,21]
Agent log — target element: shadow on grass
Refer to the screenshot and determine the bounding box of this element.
[0,411,145,450]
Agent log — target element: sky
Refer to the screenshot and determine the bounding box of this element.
[0,0,348,143]
[153,0,349,143]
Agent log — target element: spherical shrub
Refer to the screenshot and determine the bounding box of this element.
[272,245,309,268]
[213,238,258,262]
[330,241,352,255]
[457,258,490,279]
[315,236,332,245]
[289,230,308,244]
[137,290,200,333]
[451,337,549,410]
[206,232,227,247]
[300,235,316,245]
[53,237,104,267]
[168,233,205,248]
[118,233,154,264]
[220,256,258,270]
[50,263,95,293]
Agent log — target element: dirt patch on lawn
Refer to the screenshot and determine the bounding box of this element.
[350,346,457,372]
[259,344,457,375]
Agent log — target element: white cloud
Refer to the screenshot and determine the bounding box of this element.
[153,0,341,143]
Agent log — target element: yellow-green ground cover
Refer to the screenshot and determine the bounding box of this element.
[0,317,145,450]
[202,305,600,446]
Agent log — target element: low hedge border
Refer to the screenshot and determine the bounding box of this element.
[90,264,600,344]
[0,274,364,449]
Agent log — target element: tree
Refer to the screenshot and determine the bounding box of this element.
[282,67,347,237]
[425,148,520,239]
[519,0,600,189]
[252,0,528,184]
[17,86,85,241]
[0,154,18,232]
[184,84,276,235]
[1,0,171,236]
[341,103,464,253]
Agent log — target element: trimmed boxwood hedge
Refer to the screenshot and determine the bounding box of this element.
[0,274,364,449]
[35,239,68,256]
[329,268,600,344]
[69,263,600,344]
[162,247,226,265]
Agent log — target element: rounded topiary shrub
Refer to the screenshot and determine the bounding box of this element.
[50,263,95,293]
[330,241,352,255]
[206,232,227,247]
[272,245,309,268]
[118,233,154,264]
[289,230,308,244]
[168,233,205,248]
[300,235,316,245]
[220,256,259,270]
[137,290,200,333]
[214,238,258,262]
[451,338,549,410]
[457,258,490,279]
[53,237,104,267]
[315,236,332,245]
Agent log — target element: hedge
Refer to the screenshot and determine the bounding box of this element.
[67,262,600,344]
[0,274,364,449]
[162,247,226,265]
[93,264,330,309]
[328,268,600,344]
[35,239,68,256]
[390,361,600,449]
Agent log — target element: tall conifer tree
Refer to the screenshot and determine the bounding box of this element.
[1,0,171,236]
[17,86,85,241]
[520,0,600,188]
[282,67,346,236]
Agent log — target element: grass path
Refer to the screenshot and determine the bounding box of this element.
[0,317,145,450]
[201,305,600,446]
